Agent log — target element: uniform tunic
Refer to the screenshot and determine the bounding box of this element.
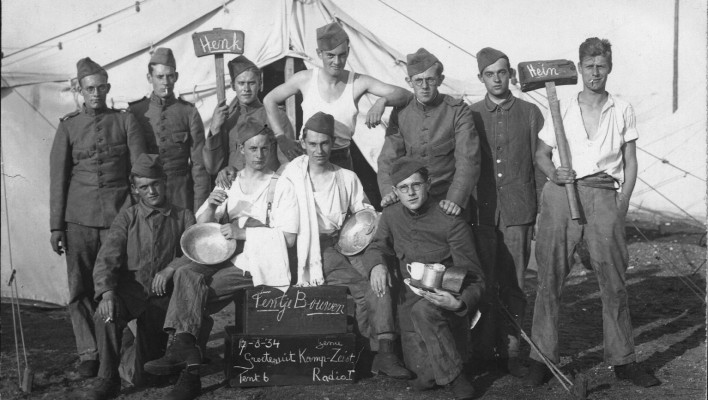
[128,94,209,211]
[49,104,146,362]
[91,200,195,381]
[363,198,484,385]
[202,99,293,175]
[377,94,480,208]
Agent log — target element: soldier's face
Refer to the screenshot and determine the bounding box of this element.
[394,172,430,212]
[301,130,332,167]
[579,55,612,93]
[80,74,110,109]
[240,134,271,171]
[148,64,178,98]
[478,58,511,99]
[132,176,167,207]
[233,70,260,105]
[407,64,443,105]
[317,42,349,77]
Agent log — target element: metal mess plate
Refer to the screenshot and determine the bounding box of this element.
[180,222,237,265]
[337,209,380,256]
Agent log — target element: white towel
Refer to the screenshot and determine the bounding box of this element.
[233,227,290,291]
[279,155,325,286]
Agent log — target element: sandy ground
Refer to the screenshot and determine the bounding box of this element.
[1,220,705,400]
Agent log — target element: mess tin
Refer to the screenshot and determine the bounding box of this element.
[420,263,446,288]
[181,222,237,265]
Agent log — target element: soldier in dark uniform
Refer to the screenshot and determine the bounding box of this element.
[377,48,480,217]
[49,57,147,377]
[204,55,294,185]
[128,48,209,211]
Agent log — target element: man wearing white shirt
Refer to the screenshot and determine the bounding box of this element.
[526,37,659,388]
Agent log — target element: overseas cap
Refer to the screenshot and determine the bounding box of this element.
[476,47,509,73]
[228,55,259,82]
[237,117,274,145]
[316,22,349,51]
[390,157,426,186]
[76,57,106,82]
[131,154,166,178]
[150,47,176,68]
[304,112,334,138]
[406,48,439,76]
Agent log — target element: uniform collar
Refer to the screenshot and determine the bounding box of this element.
[150,92,176,107]
[413,92,444,111]
[82,104,107,116]
[484,91,515,112]
[137,200,172,218]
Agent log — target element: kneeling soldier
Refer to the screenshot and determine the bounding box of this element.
[83,154,196,400]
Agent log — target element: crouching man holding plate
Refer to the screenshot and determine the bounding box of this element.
[363,157,485,400]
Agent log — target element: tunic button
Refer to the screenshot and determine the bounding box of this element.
[496,159,501,163]
[497,173,502,177]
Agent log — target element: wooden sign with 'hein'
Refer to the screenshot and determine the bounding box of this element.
[191,29,244,57]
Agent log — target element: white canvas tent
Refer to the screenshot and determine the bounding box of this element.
[2,0,705,305]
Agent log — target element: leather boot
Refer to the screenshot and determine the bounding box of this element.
[164,367,201,400]
[80,377,121,400]
[144,333,202,376]
[614,362,660,387]
[449,372,475,400]
[371,339,413,379]
[523,359,552,387]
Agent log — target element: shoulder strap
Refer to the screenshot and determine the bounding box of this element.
[265,173,279,226]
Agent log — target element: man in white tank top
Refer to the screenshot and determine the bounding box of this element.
[263,22,410,170]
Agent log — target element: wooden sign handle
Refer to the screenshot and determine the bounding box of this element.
[214,53,226,104]
[545,81,581,220]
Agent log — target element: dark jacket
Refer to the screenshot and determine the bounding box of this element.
[469,94,544,226]
[50,105,147,231]
[128,94,209,211]
[377,94,480,208]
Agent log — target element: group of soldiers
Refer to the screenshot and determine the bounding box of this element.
[50,20,660,400]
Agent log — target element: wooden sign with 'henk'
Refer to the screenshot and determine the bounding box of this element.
[191,29,244,57]
[241,286,349,335]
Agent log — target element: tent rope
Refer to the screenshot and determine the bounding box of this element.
[4,0,150,59]
[629,221,706,304]
[637,176,704,226]
[637,146,705,182]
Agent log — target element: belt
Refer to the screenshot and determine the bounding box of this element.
[576,172,617,190]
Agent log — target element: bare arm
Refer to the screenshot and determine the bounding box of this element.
[355,74,411,129]
[535,139,575,185]
[263,70,309,137]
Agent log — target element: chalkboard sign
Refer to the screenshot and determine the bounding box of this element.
[517,59,577,92]
[242,286,348,335]
[224,327,357,387]
[191,28,245,58]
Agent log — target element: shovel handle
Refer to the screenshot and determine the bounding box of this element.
[545,82,581,220]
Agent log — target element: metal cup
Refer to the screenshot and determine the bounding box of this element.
[421,263,446,288]
[406,262,425,280]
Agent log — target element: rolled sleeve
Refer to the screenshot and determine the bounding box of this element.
[623,104,639,143]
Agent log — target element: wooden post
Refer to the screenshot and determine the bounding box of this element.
[192,28,245,103]
[284,57,296,135]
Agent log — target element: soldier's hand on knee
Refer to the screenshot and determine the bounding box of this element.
[152,267,175,297]
[370,264,391,297]
[97,291,117,322]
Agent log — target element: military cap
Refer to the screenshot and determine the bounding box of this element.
[131,154,166,178]
[150,47,176,68]
[237,117,274,145]
[390,157,426,186]
[476,47,509,74]
[406,48,439,77]
[228,55,259,82]
[316,22,349,51]
[76,57,107,82]
[304,112,334,138]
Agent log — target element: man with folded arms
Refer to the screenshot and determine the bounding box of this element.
[279,112,411,379]
[144,119,298,400]
[83,154,195,400]
[364,157,484,400]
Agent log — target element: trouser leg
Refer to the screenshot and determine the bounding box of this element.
[409,298,464,385]
[583,187,636,366]
[95,298,130,380]
[138,296,171,363]
[530,184,582,364]
[66,223,109,361]
[163,261,252,338]
[497,222,533,358]
[470,224,499,359]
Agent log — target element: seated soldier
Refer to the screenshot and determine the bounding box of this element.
[82,154,196,400]
[144,119,298,400]
[363,157,485,400]
[279,112,411,379]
